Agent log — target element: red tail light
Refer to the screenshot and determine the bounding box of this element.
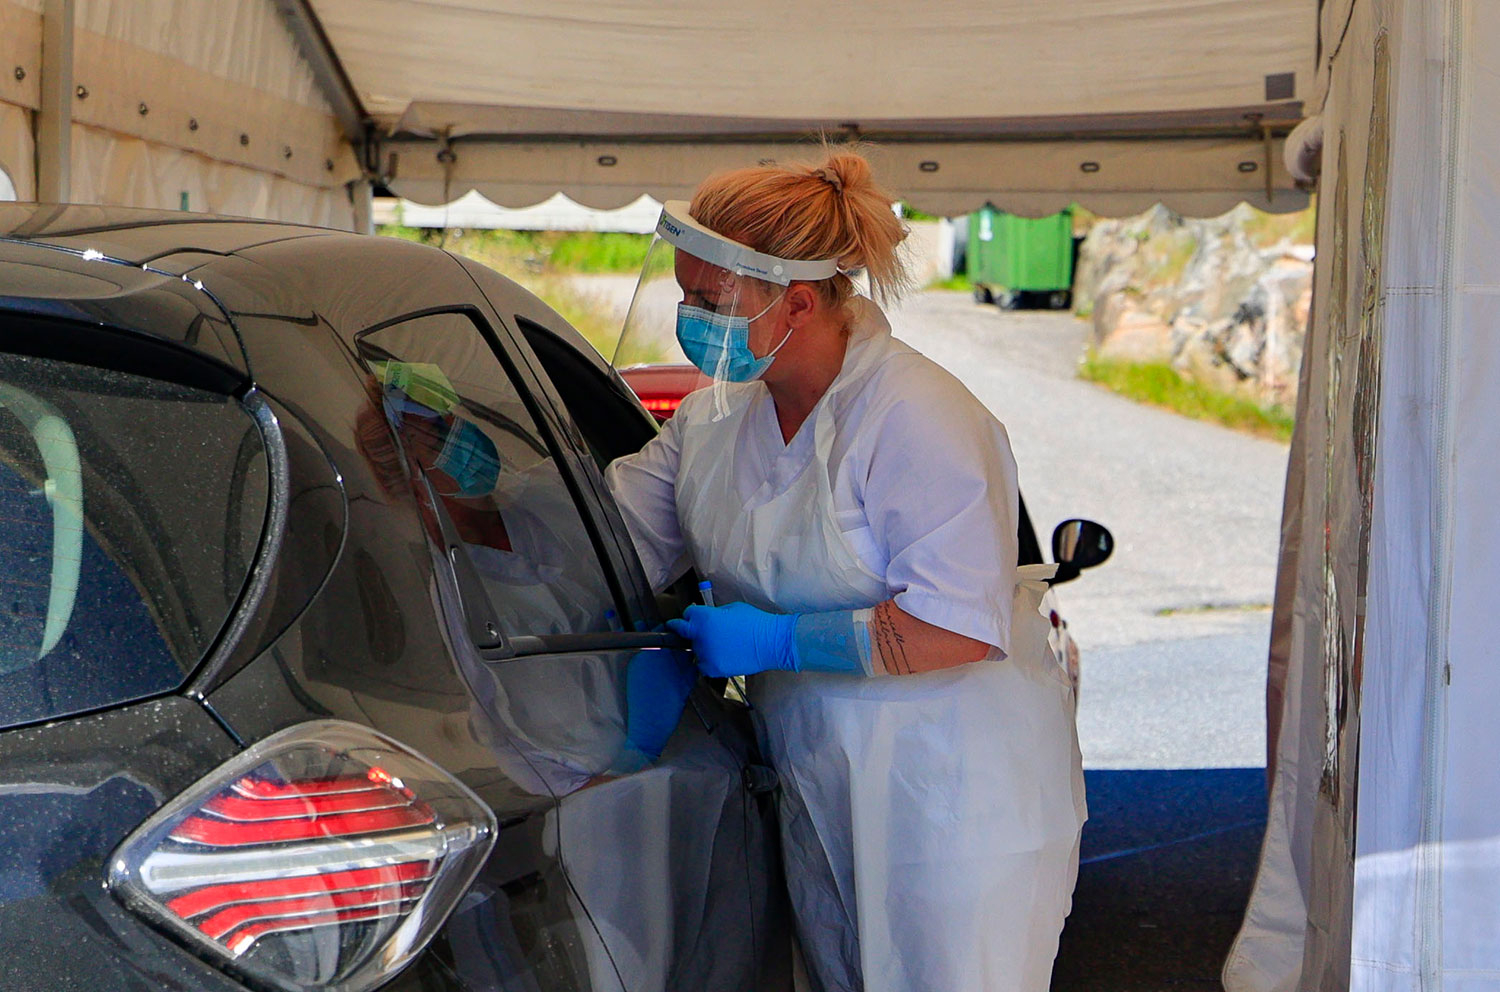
[108,722,496,992]
[639,396,683,416]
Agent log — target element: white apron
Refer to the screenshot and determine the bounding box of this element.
[674,325,1087,992]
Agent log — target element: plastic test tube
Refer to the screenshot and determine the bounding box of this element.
[698,580,716,607]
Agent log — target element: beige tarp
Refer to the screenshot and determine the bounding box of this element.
[0,102,33,199]
[323,0,1310,123]
[0,0,1315,222]
[319,0,1315,217]
[0,0,358,224]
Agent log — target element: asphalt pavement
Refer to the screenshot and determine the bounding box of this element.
[884,292,1288,990]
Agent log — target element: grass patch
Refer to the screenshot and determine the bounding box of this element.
[1156,601,1273,617]
[376,226,653,275]
[377,225,649,359]
[927,272,975,292]
[1079,354,1295,442]
[547,231,654,273]
[1153,233,1199,286]
[1241,197,1317,248]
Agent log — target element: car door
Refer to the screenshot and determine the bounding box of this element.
[350,305,785,992]
[487,307,790,990]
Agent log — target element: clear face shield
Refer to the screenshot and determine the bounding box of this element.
[611,201,839,417]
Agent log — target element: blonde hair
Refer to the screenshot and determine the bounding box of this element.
[689,149,912,308]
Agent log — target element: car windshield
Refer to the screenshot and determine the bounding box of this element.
[0,348,269,729]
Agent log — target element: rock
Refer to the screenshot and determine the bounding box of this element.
[1076,204,1312,406]
[1093,290,1173,362]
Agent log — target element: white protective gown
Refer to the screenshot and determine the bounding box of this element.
[607,299,1086,992]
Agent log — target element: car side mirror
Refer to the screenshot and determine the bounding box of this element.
[1050,519,1114,584]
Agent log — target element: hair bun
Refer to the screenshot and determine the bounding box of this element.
[818,152,871,195]
[689,147,912,304]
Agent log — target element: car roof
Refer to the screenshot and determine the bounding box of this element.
[0,204,336,264]
[0,205,611,393]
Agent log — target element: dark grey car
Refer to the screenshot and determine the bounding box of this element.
[0,206,789,992]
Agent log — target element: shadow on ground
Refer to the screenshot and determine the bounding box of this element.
[1052,768,1267,991]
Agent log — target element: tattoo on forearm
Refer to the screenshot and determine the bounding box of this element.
[873,602,911,675]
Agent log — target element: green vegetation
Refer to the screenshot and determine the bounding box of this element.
[548,231,654,273]
[1242,197,1317,248]
[1069,204,1101,236]
[1156,601,1272,617]
[376,226,653,275]
[927,272,975,292]
[376,225,658,359]
[1154,233,1199,286]
[1079,353,1295,442]
[900,203,941,222]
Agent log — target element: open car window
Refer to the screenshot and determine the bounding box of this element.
[0,347,268,729]
[356,311,619,641]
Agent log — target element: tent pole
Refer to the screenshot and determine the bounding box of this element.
[350,179,374,235]
[35,0,73,204]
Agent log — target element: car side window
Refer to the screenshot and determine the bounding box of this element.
[0,346,269,729]
[355,311,617,639]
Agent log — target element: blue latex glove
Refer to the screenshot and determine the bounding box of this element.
[623,649,697,762]
[667,603,798,678]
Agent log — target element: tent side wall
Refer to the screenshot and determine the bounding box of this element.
[1354,0,1500,985]
[1230,0,1495,987]
[0,0,358,225]
[1224,0,1389,985]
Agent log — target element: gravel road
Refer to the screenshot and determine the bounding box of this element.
[568,276,1288,770]
[886,293,1286,987]
[566,279,1280,982]
[885,291,1288,770]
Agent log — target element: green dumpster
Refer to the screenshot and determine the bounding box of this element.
[966,205,1075,310]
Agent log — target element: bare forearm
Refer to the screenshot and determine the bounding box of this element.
[866,600,990,675]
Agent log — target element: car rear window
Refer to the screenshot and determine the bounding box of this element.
[0,349,268,729]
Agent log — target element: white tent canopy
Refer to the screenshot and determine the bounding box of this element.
[15,5,1499,992]
[0,0,1315,225]
[332,0,1314,216]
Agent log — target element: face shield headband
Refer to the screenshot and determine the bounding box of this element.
[654,201,840,286]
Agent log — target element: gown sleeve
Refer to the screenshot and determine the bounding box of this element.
[604,415,691,592]
[860,359,1021,654]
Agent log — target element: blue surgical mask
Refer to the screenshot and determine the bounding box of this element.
[434,418,501,497]
[675,294,791,383]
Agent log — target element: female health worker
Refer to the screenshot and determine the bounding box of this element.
[606,152,1085,992]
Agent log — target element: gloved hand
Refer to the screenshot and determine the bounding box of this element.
[666,602,798,678]
[622,648,698,763]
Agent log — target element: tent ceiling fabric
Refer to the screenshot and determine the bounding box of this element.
[311,0,1314,124]
[308,0,1317,216]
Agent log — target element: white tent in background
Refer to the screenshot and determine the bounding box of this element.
[373,190,663,233]
[3,3,1496,991]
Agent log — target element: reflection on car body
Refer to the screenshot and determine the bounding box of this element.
[0,205,789,992]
